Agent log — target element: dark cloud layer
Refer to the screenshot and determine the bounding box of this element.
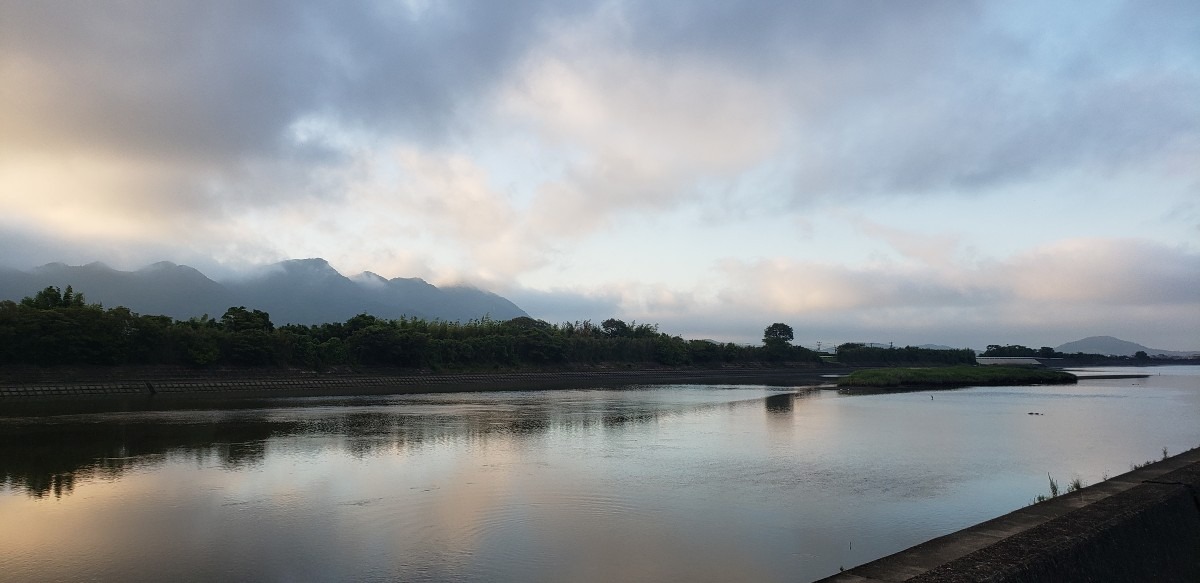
[5,1,1195,204]
[2,1,574,160]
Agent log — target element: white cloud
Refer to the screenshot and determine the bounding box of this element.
[2,1,1198,350]
[500,18,785,235]
[992,238,1200,305]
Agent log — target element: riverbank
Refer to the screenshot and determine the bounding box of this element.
[0,364,847,401]
[837,366,1076,389]
[818,446,1200,582]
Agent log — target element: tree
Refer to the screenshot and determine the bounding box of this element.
[21,286,86,309]
[601,318,631,338]
[1134,350,1149,360]
[763,323,794,346]
[221,306,273,333]
[762,323,794,362]
[983,344,1036,357]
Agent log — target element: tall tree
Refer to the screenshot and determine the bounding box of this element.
[762,323,794,346]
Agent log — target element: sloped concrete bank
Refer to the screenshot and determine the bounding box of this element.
[0,366,844,400]
[819,447,1200,582]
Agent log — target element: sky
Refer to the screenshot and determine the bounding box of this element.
[1,1,1198,350]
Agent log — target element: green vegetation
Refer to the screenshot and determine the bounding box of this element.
[0,286,826,370]
[836,365,1076,388]
[1067,476,1084,493]
[762,322,795,362]
[982,343,1113,364]
[835,343,976,366]
[1034,473,1066,504]
[1131,447,1172,470]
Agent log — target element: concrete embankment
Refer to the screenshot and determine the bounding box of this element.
[0,366,844,400]
[818,447,1200,582]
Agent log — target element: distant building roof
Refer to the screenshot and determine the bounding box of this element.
[976,357,1043,366]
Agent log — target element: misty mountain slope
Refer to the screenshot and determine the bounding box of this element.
[0,259,528,325]
[224,258,395,325]
[131,262,237,317]
[430,283,528,323]
[2,261,233,318]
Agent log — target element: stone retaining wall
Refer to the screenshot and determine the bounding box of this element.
[819,448,1200,582]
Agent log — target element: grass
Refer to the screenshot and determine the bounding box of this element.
[1033,474,1083,504]
[837,365,1077,388]
[1034,444,1191,506]
[1131,447,1171,470]
[1067,476,1084,493]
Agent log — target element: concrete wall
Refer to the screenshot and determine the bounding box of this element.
[820,448,1200,582]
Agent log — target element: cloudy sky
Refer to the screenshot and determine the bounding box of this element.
[2,1,1198,349]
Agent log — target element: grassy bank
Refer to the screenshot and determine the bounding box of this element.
[837,365,1076,388]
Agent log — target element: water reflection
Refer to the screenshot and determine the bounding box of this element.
[0,419,284,498]
[0,387,781,499]
[2,371,1196,583]
[764,392,794,414]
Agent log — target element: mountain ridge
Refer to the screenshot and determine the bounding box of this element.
[1054,335,1197,357]
[0,259,528,325]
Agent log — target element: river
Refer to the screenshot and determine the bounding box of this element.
[2,366,1198,582]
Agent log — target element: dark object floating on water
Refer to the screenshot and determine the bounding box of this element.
[1027,412,1044,416]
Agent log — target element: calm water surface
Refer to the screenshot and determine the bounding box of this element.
[2,366,1198,582]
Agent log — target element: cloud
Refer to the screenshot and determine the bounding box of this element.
[849,217,964,268]
[1,1,570,157]
[2,2,1197,350]
[785,34,1200,199]
[5,2,1196,247]
[0,1,571,236]
[358,147,546,283]
[717,238,1198,314]
[991,239,1200,305]
[505,287,622,324]
[502,26,784,235]
[697,237,1199,346]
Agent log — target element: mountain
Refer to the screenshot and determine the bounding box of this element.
[225,258,391,324]
[1054,336,1197,358]
[848,343,964,351]
[0,259,528,325]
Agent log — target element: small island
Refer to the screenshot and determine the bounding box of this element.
[837,365,1077,389]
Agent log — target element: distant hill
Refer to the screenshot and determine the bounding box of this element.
[847,342,964,351]
[916,344,959,351]
[0,259,528,325]
[1054,336,1196,358]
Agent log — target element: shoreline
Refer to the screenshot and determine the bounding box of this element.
[0,365,849,402]
[0,362,1182,403]
[819,447,1200,582]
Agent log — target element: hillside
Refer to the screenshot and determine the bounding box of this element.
[1055,336,1196,358]
[0,259,527,325]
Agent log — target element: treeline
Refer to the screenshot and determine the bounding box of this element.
[0,286,822,370]
[838,365,1076,388]
[981,344,1131,363]
[834,343,976,366]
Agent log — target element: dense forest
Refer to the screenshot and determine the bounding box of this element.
[14,286,1169,372]
[1,286,829,370]
[831,343,976,366]
[979,344,1141,364]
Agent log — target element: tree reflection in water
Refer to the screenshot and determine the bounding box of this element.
[1,389,749,498]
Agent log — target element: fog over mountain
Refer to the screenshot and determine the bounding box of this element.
[0,260,527,325]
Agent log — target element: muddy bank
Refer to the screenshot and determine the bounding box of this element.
[0,365,848,401]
